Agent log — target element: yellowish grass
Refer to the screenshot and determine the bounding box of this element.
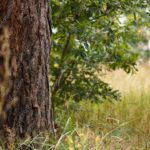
[103,64,150,94]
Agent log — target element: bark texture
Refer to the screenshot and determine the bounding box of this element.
[0,0,53,137]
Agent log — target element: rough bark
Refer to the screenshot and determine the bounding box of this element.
[0,0,53,138]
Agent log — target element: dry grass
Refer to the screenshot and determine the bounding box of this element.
[103,64,150,95]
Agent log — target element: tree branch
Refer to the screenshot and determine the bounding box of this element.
[52,34,71,96]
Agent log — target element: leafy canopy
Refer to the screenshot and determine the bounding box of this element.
[50,0,149,104]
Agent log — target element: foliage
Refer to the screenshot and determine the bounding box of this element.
[50,0,149,104]
[131,8,150,62]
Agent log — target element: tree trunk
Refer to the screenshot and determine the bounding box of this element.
[0,0,53,138]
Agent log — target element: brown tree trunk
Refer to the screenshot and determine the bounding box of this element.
[0,0,53,138]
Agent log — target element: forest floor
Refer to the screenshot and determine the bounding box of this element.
[16,64,150,149]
